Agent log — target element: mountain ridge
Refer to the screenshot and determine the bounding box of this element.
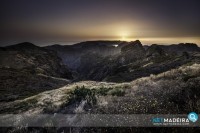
[1,40,200,101]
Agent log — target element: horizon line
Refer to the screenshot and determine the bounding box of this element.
[1,39,199,48]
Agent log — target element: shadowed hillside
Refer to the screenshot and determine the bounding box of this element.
[1,63,200,114]
[0,42,72,101]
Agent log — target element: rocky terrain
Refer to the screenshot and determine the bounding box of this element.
[0,42,72,101]
[1,63,200,114]
[0,63,200,132]
[45,41,123,70]
[0,40,200,132]
[1,40,199,103]
[46,40,200,82]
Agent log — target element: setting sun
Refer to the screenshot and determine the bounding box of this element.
[120,32,130,41]
[121,36,126,41]
[120,36,132,42]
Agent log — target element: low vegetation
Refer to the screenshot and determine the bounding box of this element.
[1,63,199,115]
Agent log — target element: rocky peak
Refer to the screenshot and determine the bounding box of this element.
[158,43,200,55]
[120,40,146,63]
[6,42,38,50]
[5,42,46,54]
[121,40,145,53]
[146,44,166,57]
[178,43,199,52]
[178,43,198,48]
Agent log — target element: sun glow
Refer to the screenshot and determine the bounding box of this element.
[120,36,132,42]
[120,31,132,41]
[121,36,126,40]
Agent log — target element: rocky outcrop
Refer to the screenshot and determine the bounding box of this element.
[158,43,200,55]
[120,40,146,63]
[146,44,166,57]
[121,40,144,53]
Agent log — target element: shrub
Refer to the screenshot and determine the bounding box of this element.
[69,86,97,105]
[96,87,111,96]
[108,88,125,96]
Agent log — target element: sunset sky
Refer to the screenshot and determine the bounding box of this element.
[0,0,200,46]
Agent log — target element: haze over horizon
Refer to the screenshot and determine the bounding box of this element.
[0,0,200,46]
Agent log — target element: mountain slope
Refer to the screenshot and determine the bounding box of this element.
[45,40,200,82]
[1,63,199,114]
[45,41,123,70]
[0,42,73,101]
[1,41,200,102]
[0,42,72,78]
